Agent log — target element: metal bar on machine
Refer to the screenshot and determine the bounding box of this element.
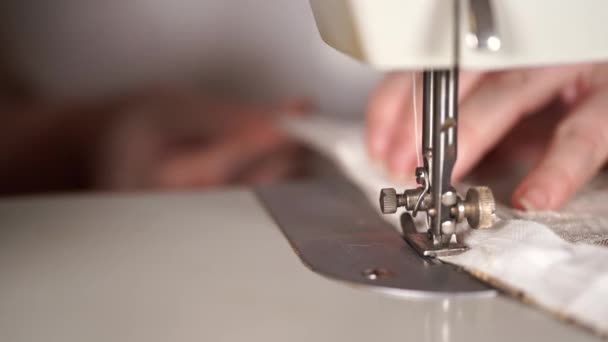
[429,69,459,244]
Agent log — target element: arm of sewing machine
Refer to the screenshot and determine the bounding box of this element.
[309,0,608,256]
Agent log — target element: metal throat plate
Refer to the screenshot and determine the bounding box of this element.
[255,180,494,297]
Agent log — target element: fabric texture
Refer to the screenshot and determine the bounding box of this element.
[283,116,608,335]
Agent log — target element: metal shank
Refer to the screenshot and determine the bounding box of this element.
[423,69,459,244]
[378,68,495,254]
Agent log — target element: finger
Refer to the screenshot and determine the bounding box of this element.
[366,72,412,161]
[150,92,310,139]
[385,71,485,180]
[459,71,488,100]
[559,68,594,106]
[453,65,591,182]
[156,121,291,188]
[513,87,608,210]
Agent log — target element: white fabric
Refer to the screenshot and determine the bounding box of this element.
[283,116,608,335]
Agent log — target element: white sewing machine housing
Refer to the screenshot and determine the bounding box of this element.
[310,0,608,70]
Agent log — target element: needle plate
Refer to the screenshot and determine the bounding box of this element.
[255,179,494,297]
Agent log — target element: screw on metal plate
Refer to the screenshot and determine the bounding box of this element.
[362,268,393,280]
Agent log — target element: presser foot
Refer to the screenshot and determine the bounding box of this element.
[406,232,468,258]
[399,213,468,258]
[380,185,496,258]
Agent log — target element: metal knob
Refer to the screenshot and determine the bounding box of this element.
[379,188,399,214]
[464,186,496,229]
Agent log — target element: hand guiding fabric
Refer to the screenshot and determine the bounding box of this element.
[366,64,608,210]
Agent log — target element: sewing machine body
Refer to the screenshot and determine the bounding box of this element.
[310,0,608,70]
[311,0,608,250]
[0,187,600,341]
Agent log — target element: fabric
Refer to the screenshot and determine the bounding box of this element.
[282,116,608,336]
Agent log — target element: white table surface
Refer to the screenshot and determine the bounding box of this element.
[0,189,599,341]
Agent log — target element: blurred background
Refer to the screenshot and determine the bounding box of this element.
[0,0,382,195]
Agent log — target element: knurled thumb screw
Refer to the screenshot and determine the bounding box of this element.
[379,188,405,214]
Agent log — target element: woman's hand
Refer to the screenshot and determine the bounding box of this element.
[96,86,309,190]
[366,64,608,210]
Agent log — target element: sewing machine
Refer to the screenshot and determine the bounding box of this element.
[309,0,608,256]
[0,1,607,341]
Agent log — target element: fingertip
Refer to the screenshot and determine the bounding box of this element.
[512,177,566,211]
[512,184,548,211]
[511,186,526,210]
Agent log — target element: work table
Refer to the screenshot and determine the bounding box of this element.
[0,189,598,341]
